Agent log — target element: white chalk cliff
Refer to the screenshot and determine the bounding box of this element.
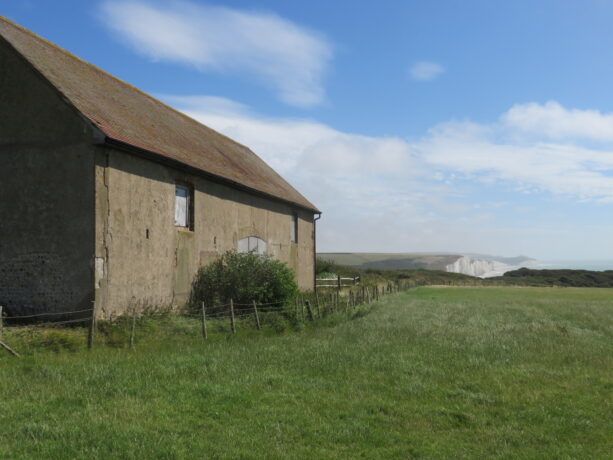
[445,256,530,278]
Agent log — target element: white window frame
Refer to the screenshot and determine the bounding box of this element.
[175,184,192,229]
[291,213,298,243]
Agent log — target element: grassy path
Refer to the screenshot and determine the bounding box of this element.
[0,287,611,459]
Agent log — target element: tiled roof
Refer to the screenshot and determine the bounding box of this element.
[0,16,319,212]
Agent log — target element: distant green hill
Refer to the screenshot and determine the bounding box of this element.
[493,267,613,287]
[317,253,462,271]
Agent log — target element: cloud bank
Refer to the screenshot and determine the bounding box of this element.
[99,1,332,107]
[160,97,613,255]
[421,102,613,201]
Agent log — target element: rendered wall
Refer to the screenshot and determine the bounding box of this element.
[95,148,315,318]
[0,37,96,314]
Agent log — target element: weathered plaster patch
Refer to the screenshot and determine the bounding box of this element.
[95,257,105,289]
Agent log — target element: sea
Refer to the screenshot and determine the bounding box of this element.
[534,260,613,271]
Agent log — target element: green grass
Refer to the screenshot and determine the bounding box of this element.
[1,287,612,459]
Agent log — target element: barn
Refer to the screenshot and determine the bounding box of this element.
[0,17,320,318]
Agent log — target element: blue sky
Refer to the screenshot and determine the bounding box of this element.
[5,0,613,260]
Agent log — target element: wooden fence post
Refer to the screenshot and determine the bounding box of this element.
[366,287,371,304]
[253,300,261,330]
[0,305,20,358]
[315,293,321,317]
[0,340,19,358]
[305,300,315,321]
[201,301,208,339]
[337,274,341,295]
[130,308,137,349]
[230,299,237,334]
[87,302,96,350]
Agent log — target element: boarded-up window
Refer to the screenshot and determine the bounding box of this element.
[175,185,191,228]
[238,236,267,255]
[291,213,298,243]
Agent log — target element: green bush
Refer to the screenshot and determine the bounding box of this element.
[188,250,298,313]
[315,258,337,275]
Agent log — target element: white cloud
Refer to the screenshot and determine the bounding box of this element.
[161,96,613,255]
[160,94,441,252]
[502,101,613,142]
[170,96,613,203]
[162,94,418,177]
[420,103,613,201]
[99,1,332,107]
[409,61,445,81]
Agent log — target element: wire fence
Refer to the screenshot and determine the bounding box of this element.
[0,281,414,358]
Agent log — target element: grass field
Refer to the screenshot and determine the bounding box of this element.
[1,287,612,459]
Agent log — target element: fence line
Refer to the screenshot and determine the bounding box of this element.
[315,275,360,292]
[0,280,414,358]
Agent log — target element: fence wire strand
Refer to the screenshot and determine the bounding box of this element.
[6,308,94,320]
[5,317,91,329]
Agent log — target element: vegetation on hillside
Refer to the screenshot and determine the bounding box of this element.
[492,267,613,287]
[317,252,460,270]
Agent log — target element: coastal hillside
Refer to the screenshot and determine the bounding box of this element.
[317,253,460,271]
[318,253,536,277]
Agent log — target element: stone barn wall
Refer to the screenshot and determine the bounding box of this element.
[0,36,96,314]
[94,147,315,318]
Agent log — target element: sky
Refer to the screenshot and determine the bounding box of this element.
[4,0,613,260]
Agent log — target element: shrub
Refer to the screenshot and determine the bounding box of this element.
[315,258,337,275]
[188,250,298,313]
